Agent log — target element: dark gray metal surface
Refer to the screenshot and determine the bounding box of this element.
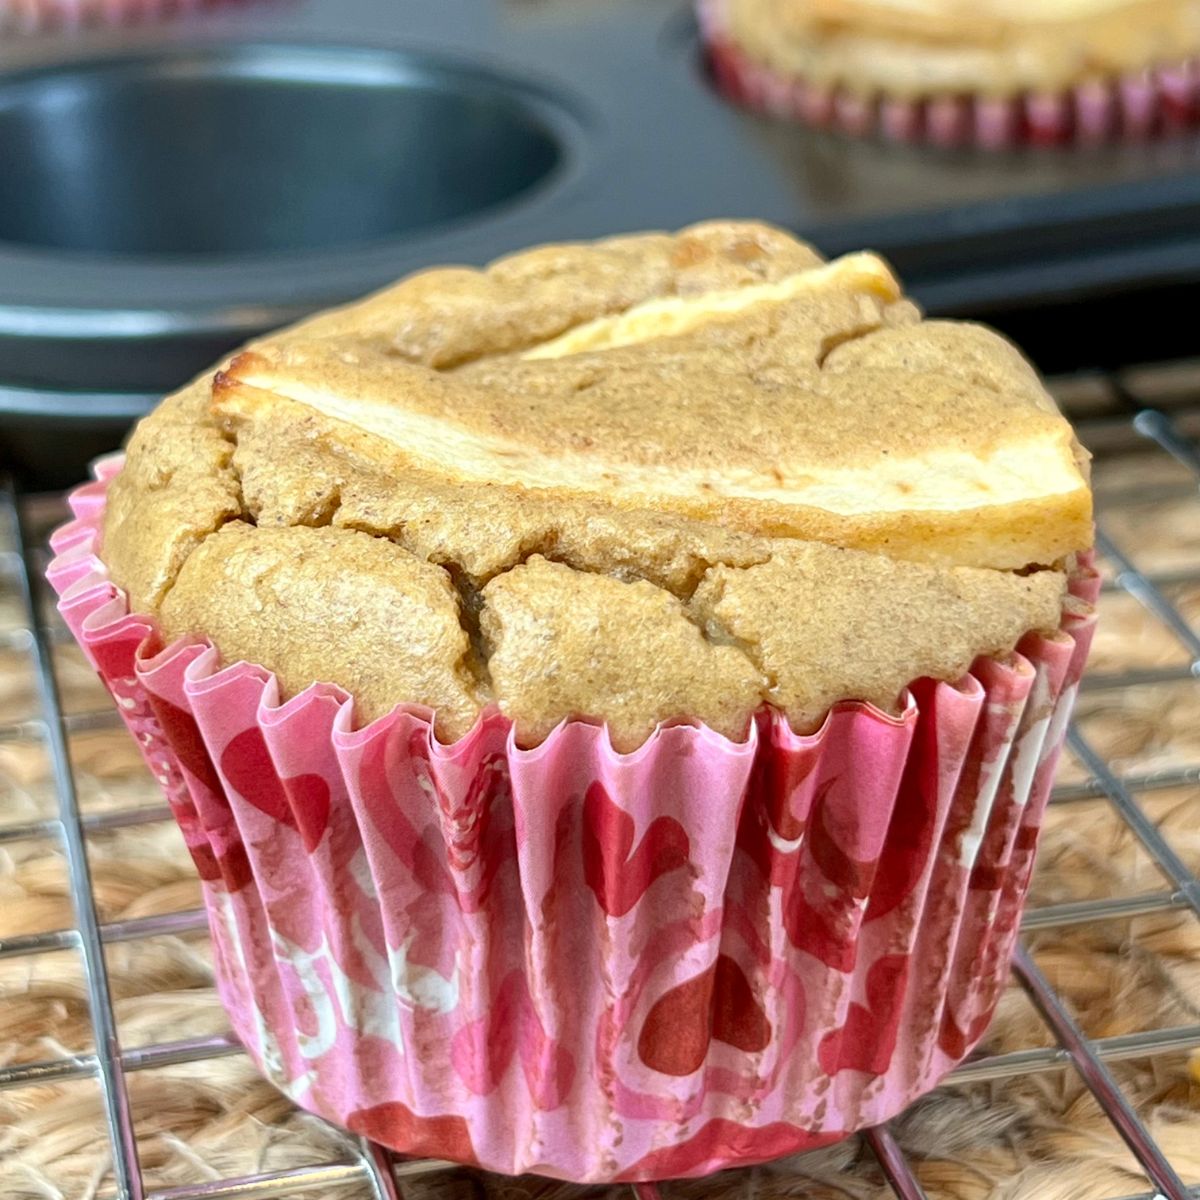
[0,47,564,258]
[3,0,1200,390]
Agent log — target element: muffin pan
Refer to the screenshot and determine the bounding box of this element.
[3,0,1200,484]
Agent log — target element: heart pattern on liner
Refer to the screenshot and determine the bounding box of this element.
[450,970,576,1109]
[220,727,332,854]
[818,953,910,1076]
[347,1101,478,1166]
[147,694,254,892]
[638,954,771,1075]
[582,781,691,917]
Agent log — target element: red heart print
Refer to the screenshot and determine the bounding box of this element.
[637,965,711,1076]
[865,724,940,922]
[582,781,690,917]
[750,740,816,842]
[623,1118,843,1182]
[736,742,820,880]
[90,633,147,682]
[638,954,771,1075]
[450,971,575,1109]
[283,772,334,855]
[185,841,223,884]
[712,953,771,1054]
[161,791,252,891]
[938,925,1012,1060]
[739,818,857,972]
[938,1003,995,1061]
[347,1101,478,1166]
[150,696,222,795]
[150,697,253,890]
[219,727,331,853]
[817,953,910,1076]
[774,775,881,973]
[411,745,510,911]
[782,878,858,972]
[738,772,869,971]
[357,735,440,877]
[807,776,878,899]
[356,733,508,909]
[220,728,292,824]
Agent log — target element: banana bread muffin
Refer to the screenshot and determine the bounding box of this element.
[54,220,1097,1182]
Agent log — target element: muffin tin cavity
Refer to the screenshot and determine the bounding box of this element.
[0,45,566,257]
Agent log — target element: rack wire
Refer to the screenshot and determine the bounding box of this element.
[1,361,1199,1200]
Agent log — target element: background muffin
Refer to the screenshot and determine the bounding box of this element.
[701,0,1200,145]
[0,0,212,31]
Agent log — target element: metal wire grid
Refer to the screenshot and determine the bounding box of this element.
[1,369,1199,1200]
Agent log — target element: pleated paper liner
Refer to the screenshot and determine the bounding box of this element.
[0,0,232,31]
[48,457,1098,1183]
[699,0,1200,148]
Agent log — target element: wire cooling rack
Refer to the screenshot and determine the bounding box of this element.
[1,363,1199,1200]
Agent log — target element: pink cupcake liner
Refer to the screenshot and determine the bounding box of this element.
[698,0,1200,147]
[0,0,230,32]
[48,458,1097,1184]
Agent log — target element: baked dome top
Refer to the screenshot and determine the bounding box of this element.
[719,0,1200,97]
[102,221,1088,749]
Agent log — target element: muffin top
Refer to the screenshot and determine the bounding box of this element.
[719,0,1200,97]
[103,221,1089,750]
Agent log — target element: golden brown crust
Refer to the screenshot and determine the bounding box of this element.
[209,285,1090,573]
[277,221,828,367]
[718,0,1200,98]
[101,220,1091,748]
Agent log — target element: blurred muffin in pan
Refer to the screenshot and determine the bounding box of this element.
[701,0,1200,145]
[1,0,219,32]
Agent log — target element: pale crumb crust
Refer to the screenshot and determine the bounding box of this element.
[719,0,1200,98]
[690,542,1064,726]
[104,220,1087,750]
[159,524,480,740]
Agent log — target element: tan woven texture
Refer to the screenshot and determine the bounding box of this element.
[1,366,1198,1199]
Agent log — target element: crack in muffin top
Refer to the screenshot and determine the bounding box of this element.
[102,220,1090,749]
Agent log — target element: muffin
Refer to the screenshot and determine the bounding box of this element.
[701,0,1200,145]
[50,221,1096,1183]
